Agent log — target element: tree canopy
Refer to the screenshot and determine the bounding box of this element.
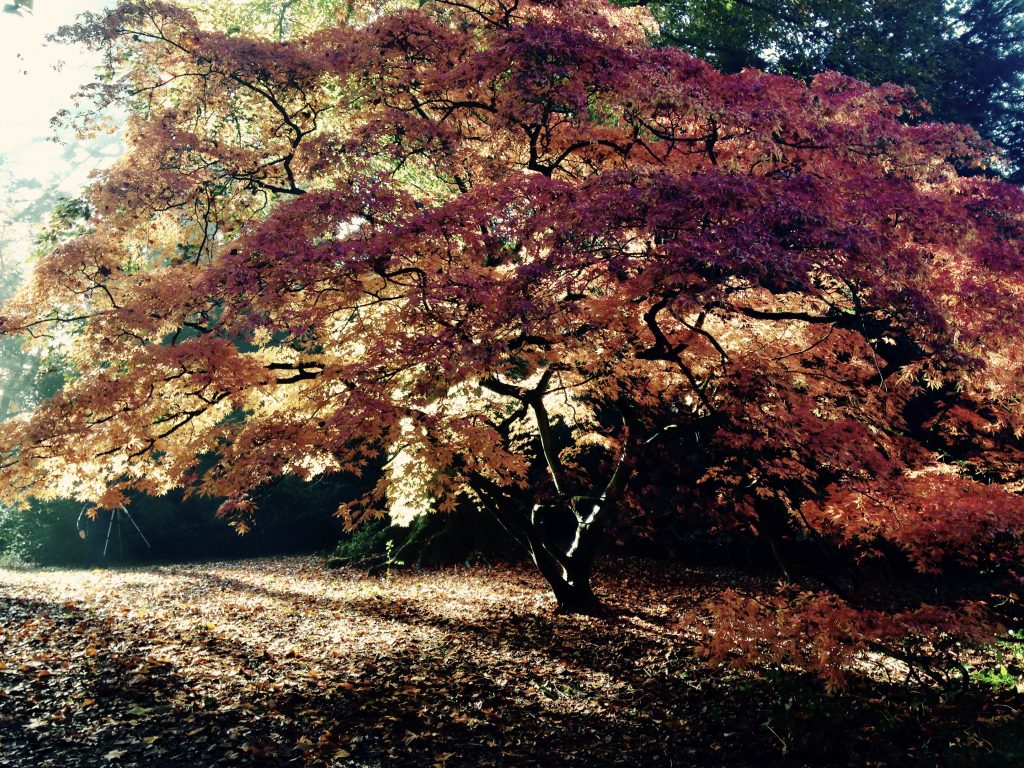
[636,0,1024,183]
[2,0,1024,682]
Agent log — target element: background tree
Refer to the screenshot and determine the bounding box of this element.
[1,0,1023,683]
[629,0,1024,183]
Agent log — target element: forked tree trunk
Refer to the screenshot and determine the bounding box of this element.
[524,508,602,613]
[476,375,641,614]
[474,486,611,615]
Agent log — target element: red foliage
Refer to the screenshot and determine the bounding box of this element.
[2,0,1023,678]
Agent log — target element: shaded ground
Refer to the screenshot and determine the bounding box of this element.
[0,556,1021,767]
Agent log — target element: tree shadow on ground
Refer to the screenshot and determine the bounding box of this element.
[1,562,1022,767]
[211,572,1024,767]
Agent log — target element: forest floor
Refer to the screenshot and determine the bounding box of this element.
[0,556,1022,768]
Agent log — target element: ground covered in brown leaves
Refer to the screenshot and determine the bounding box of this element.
[1,556,1021,767]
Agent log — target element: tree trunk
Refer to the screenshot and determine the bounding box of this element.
[474,377,642,615]
[547,568,598,614]
[532,546,599,613]
[521,503,603,614]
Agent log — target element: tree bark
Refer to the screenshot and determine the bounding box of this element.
[472,380,641,614]
[471,475,605,614]
[523,506,602,614]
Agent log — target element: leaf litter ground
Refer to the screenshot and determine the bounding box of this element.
[1,556,1021,767]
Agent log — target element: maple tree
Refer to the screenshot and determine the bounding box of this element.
[1,0,1024,678]
[633,0,1024,182]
